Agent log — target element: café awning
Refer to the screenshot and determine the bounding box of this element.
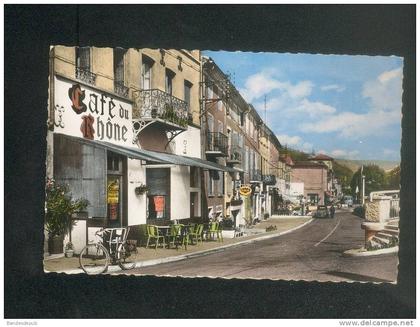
[55,134,235,172]
[140,149,236,172]
[55,134,169,164]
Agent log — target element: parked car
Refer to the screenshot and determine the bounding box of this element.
[313,205,330,218]
[341,195,353,207]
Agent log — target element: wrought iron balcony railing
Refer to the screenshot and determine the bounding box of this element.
[114,81,129,98]
[262,174,277,185]
[250,169,262,182]
[207,132,228,155]
[75,67,96,85]
[135,89,189,128]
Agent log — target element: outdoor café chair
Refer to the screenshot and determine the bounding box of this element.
[167,224,181,249]
[146,225,165,249]
[189,224,204,245]
[207,221,222,242]
[177,224,190,250]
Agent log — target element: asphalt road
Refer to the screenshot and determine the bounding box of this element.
[124,209,398,282]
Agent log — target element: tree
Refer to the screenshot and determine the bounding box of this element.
[386,165,400,190]
[351,165,387,198]
[333,161,353,194]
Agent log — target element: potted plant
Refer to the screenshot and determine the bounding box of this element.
[45,178,89,254]
[135,183,149,195]
[64,242,74,258]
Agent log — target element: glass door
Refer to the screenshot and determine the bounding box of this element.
[107,152,125,227]
[107,175,122,227]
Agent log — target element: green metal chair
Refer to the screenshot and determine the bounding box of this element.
[177,224,190,250]
[217,222,224,242]
[207,221,222,242]
[146,225,165,249]
[167,224,181,249]
[189,224,204,245]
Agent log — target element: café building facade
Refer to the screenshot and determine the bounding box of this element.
[45,46,231,254]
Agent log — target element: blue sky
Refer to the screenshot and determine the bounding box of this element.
[203,51,403,161]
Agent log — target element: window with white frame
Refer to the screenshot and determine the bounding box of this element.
[184,80,192,111]
[142,56,154,90]
[165,69,175,95]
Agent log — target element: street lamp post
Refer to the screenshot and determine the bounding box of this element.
[362,175,366,205]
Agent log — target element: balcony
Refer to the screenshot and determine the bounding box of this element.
[262,174,277,185]
[250,169,262,182]
[133,89,189,131]
[206,132,228,157]
[226,146,242,164]
[114,81,129,98]
[75,67,96,85]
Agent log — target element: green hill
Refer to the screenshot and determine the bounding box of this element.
[335,159,400,172]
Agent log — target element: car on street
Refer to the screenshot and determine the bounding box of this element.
[313,205,331,218]
[342,195,353,207]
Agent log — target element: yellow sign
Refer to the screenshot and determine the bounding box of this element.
[239,185,252,196]
[107,180,119,204]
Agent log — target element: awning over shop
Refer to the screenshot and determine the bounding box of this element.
[54,133,235,172]
[141,149,236,172]
[54,133,170,164]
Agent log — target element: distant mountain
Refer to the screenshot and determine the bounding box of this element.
[335,159,400,172]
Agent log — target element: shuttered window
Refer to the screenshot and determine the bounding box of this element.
[76,47,90,71]
[114,48,126,83]
[53,134,106,217]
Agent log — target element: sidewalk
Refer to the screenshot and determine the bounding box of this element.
[44,216,313,274]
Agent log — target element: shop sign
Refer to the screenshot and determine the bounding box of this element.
[107,180,120,204]
[239,185,252,196]
[107,180,120,220]
[54,76,133,146]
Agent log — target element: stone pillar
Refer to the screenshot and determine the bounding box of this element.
[362,195,392,247]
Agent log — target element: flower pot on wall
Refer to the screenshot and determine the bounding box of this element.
[48,234,64,254]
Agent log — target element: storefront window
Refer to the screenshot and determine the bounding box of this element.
[146,168,170,220]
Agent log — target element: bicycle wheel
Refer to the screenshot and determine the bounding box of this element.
[117,243,136,270]
[79,243,110,274]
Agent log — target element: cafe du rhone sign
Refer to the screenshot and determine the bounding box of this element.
[53,76,133,146]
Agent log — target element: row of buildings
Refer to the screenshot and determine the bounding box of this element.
[46,46,339,252]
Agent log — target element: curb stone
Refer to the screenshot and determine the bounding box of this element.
[343,246,399,257]
[51,218,314,275]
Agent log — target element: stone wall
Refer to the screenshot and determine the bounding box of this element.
[364,196,392,222]
[365,201,380,222]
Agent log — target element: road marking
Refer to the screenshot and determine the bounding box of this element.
[314,218,342,247]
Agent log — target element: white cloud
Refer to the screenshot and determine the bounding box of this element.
[294,99,336,116]
[239,69,313,102]
[363,67,403,113]
[378,68,402,84]
[276,134,302,146]
[299,67,402,138]
[276,134,313,152]
[321,84,346,92]
[287,81,314,98]
[330,149,360,159]
[300,109,400,138]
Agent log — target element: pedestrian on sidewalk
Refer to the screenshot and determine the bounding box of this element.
[330,204,335,218]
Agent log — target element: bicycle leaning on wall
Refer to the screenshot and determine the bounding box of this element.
[79,227,136,274]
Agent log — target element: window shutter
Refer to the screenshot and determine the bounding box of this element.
[53,134,106,217]
[78,47,90,70]
[114,48,125,83]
